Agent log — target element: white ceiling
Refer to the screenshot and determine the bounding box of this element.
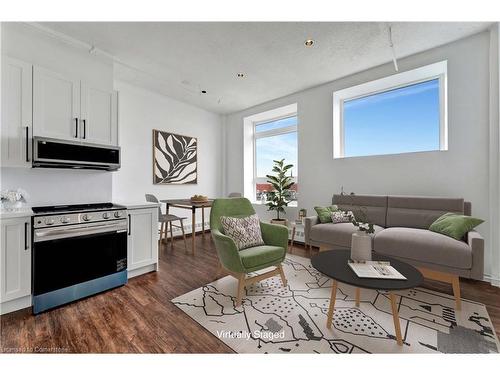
[40,22,491,114]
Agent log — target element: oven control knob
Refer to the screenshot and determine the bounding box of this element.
[82,214,92,221]
[60,216,70,224]
[102,212,111,219]
[114,211,123,218]
[45,218,55,225]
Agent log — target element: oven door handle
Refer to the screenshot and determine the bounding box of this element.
[34,221,127,242]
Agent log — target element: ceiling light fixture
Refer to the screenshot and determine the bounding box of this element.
[304,39,314,47]
[237,73,245,78]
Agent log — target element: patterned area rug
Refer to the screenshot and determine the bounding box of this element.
[172,254,499,353]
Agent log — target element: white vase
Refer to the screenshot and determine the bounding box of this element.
[350,231,372,261]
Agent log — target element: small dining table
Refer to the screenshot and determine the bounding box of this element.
[160,199,214,255]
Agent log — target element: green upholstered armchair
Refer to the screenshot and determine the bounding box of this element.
[210,197,288,306]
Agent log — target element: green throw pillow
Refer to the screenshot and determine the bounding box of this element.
[429,212,484,240]
[314,205,339,223]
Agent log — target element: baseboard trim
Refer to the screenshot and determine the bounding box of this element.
[128,263,157,279]
[483,274,500,287]
[0,295,32,315]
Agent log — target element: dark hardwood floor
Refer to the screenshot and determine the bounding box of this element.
[1,234,500,353]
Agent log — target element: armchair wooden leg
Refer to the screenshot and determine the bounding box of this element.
[180,219,188,253]
[452,275,461,310]
[236,274,246,306]
[277,264,287,287]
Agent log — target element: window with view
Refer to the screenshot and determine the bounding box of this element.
[254,115,298,204]
[333,61,447,158]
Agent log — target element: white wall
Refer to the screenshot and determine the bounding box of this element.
[0,23,114,206]
[112,80,223,232]
[488,23,500,285]
[1,168,112,205]
[225,31,495,281]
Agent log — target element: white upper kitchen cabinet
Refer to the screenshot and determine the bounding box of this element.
[0,217,31,307]
[80,84,118,145]
[1,57,32,167]
[33,65,118,145]
[33,66,80,141]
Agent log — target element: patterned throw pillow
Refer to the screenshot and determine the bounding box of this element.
[220,214,265,250]
[331,210,354,224]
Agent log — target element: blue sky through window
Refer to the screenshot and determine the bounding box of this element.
[343,79,440,157]
[256,116,297,132]
[256,130,298,177]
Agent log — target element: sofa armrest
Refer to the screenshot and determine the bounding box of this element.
[467,230,484,280]
[304,216,319,245]
[260,222,289,252]
[211,229,246,274]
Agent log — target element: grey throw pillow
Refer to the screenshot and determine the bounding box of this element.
[220,214,265,250]
[331,210,354,224]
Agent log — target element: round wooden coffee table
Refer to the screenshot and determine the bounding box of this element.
[311,249,423,345]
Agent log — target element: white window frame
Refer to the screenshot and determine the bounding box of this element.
[254,115,298,181]
[243,103,298,203]
[332,60,448,159]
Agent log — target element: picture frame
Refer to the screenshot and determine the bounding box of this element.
[152,129,198,185]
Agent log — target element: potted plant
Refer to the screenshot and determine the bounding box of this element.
[265,159,294,226]
[342,193,375,261]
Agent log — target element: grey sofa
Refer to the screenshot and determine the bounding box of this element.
[304,194,484,309]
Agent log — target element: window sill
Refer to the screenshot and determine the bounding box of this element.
[251,201,298,208]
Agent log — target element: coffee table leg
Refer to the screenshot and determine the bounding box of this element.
[389,292,403,346]
[355,288,360,307]
[326,280,338,329]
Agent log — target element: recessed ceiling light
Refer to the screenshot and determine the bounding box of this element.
[237,73,245,78]
[201,90,207,94]
[304,39,314,47]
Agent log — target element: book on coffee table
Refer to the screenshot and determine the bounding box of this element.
[348,260,407,280]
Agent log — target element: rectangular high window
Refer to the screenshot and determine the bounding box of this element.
[333,61,447,158]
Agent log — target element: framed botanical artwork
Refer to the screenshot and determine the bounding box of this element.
[153,129,198,184]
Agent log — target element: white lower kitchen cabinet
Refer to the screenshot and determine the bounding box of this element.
[0,216,32,315]
[127,206,159,278]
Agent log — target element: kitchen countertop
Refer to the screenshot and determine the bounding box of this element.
[0,208,34,219]
[0,203,161,219]
[118,202,161,210]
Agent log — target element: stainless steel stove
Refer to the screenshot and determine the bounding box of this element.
[32,202,126,228]
[32,202,128,314]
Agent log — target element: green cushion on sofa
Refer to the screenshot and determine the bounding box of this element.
[314,205,339,223]
[429,212,484,240]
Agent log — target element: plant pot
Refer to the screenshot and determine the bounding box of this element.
[350,231,372,261]
[270,219,288,227]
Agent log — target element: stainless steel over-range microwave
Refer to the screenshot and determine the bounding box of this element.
[32,137,120,171]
